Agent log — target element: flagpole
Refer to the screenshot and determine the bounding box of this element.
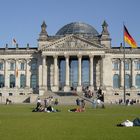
[123,24,126,104]
[123,24,137,104]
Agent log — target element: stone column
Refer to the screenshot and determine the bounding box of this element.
[38,57,42,87]
[42,56,47,88]
[26,59,30,88]
[15,59,19,88]
[38,56,47,96]
[51,55,59,92]
[77,55,82,92]
[89,55,94,91]
[131,59,135,88]
[119,59,122,88]
[64,55,70,92]
[100,55,105,89]
[4,59,9,88]
[120,59,124,88]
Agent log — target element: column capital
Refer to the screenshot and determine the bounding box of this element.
[4,58,8,61]
[0,59,4,61]
[26,58,31,62]
[13,58,17,61]
[101,55,105,59]
[131,58,135,61]
[118,58,122,62]
[42,55,46,58]
[53,55,58,59]
[89,54,94,58]
[64,54,69,59]
[120,58,124,61]
[15,59,19,62]
[77,54,82,58]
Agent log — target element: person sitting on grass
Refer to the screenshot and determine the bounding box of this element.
[54,98,59,105]
[32,103,44,112]
[45,105,60,113]
[68,99,85,112]
[5,98,12,105]
[32,98,43,112]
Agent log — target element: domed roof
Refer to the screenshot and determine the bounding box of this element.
[56,22,99,36]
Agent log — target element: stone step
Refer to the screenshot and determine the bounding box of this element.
[0,94,38,104]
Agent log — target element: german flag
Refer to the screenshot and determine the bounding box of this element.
[124,25,137,48]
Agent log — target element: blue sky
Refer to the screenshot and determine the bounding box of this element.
[0,0,139,47]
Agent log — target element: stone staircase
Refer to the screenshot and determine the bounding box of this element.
[38,91,94,105]
[38,91,77,105]
[0,90,96,105]
[0,94,38,104]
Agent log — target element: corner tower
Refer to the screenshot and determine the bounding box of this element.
[38,21,49,50]
[100,20,111,48]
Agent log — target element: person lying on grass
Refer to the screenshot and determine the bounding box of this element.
[68,107,85,112]
[68,99,85,112]
[117,118,140,127]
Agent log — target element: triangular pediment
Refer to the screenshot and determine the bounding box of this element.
[42,35,103,51]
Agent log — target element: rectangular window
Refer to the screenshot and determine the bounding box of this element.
[135,61,140,70]
[113,62,119,70]
[20,74,26,88]
[0,63,3,70]
[31,62,37,70]
[20,63,25,70]
[10,62,15,70]
[125,62,129,70]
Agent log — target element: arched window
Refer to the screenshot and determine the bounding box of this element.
[125,62,130,70]
[31,59,37,70]
[0,74,4,88]
[136,74,140,88]
[113,61,119,70]
[0,62,3,70]
[125,74,131,89]
[20,74,26,88]
[10,74,15,88]
[135,61,140,70]
[30,74,37,88]
[10,62,15,70]
[113,74,120,88]
[20,62,25,70]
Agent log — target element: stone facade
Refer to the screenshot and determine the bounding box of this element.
[0,21,140,103]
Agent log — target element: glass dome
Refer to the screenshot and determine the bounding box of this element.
[56,22,99,36]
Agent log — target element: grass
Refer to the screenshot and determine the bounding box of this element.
[0,104,140,140]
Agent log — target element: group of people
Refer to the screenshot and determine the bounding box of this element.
[32,96,59,112]
[32,95,86,113]
[82,87,105,109]
[126,99,138,105]
[32,87,106,112]
[115,98,139,105]
[82,86,94,98]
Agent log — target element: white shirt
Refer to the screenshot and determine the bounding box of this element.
[37,99,41,103]
[121,120,133,127]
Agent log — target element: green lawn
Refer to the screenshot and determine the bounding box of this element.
[0,104,140,140]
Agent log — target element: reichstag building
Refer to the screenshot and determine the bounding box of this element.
[0,21,140,103]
